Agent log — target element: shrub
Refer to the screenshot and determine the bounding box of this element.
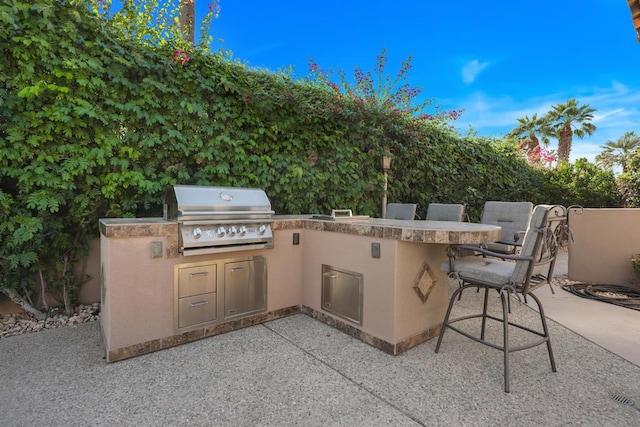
[541,159,620,208]
[1,0,618,314]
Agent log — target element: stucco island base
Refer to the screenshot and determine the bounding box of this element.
[100,217,501,362]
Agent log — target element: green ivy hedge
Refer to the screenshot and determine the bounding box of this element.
[0,0,619,309]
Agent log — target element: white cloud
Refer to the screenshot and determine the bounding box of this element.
[461,60,490,84]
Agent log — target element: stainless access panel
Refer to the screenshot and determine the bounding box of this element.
[321,265,363,325]
[224,257,267,319]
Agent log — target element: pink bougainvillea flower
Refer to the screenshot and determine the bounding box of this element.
[171,50,190,65]
[307,150,318,163]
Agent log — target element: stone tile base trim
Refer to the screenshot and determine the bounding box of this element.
[394,325,442,354]
[105,338,163,362]
[203,305,300,337]
[105,304,441,361]
[106,305,301,362]
[301,305,441,355]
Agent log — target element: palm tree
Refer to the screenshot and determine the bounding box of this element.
[179,0,196,43]
[545,99,596,163]
[596,131,640,174]
[506,113,551,151]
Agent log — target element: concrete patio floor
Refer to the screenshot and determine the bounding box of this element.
[531,251,640,367]
[1,251,640,426]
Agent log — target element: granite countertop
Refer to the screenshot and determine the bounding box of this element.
[100,216,500,245]
[293,217,501,245]
[99,218,178,238]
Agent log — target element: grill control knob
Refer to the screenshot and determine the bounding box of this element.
[257,224,267,235]
[216,226,226,237]
[192,228,203,239]
[238,226,247,236]
[227,226,237,237]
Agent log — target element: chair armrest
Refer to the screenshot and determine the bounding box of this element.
[492,231,526,247]
[493,239,523,248]
[449,244,534,262]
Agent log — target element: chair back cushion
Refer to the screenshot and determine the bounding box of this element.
[425,203,465,221]
[481,201,533,244]
[385,203,417,220]
[512,205,567,285]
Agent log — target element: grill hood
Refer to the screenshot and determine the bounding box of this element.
[164,185,274,222]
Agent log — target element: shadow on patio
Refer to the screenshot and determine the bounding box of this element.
[2,254,640,426]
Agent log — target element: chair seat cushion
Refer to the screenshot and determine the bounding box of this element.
[441,256,516,286]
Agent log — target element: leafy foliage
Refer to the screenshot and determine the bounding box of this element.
[308,48,463,134]
[0,0,619,312]
[540,159,619,208]
[82,0,220,50]
[596,131,640,207]
[619,151,640,208]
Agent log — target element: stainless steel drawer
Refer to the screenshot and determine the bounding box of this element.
[178,264,217,298]
[178,293,217,328]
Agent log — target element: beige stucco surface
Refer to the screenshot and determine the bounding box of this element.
[99,219,305,352]
[394,242,449,341]
[75,238,101,304]
[301,230,397,342]
[0,238,103,314]
[568,208,640,287]
[101,235,175,350]
[60,216,502,358]
[300,232,454,344]
[263,228,304,310]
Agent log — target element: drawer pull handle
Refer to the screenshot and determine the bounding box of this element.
[189,272,209,278]
[189,300,209,307]
[231,267,249,272]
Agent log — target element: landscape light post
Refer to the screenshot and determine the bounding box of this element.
[381,154,391,218]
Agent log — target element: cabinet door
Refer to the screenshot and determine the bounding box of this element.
[321,265,363,325]
[224,258,266,319]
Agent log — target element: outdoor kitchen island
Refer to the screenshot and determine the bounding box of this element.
[99,216,500,362]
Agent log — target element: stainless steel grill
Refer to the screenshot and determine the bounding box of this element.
[164,185,274,256]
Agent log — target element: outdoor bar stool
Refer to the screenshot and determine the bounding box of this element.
[425,203,466,222]
[385,203,417,220]
[435,204,569,392]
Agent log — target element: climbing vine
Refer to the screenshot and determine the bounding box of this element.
[0,0,618,315]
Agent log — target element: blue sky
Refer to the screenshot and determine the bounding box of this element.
[199,0,639,162]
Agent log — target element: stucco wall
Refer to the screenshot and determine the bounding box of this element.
[0,238,102,314]
[568,208,640,287]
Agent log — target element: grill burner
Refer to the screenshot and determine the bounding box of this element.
[164,185,274,256]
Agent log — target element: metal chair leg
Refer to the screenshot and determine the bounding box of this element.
[436,285,556,393]
[500,290,511,393]
[435,286,465,353]
[480,287,489,340]
[528,291,557,372]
